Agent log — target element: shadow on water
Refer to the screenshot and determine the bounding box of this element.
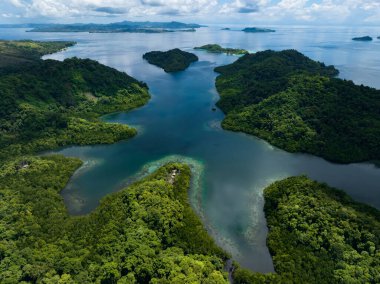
[5,26,380,273]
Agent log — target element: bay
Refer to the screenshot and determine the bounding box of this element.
[2,26,380,272]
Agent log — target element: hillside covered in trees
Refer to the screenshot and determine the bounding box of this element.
[233,176,380,283]
[0,40,75,68]
[143,48,198,72]
[2,155,378,283]
[215,49,380,163]
[0,40,150,161]
[0,156,229,283]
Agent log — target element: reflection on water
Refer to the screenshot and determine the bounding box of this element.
[2,26,380,272]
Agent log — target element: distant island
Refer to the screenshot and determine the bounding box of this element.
[352,36,373,41]
[221,28,230,30]
[194,44,248,55]
[215,49,380,163]
[242,27,275,33]
[27,21,204,33]
[143,49,198,72]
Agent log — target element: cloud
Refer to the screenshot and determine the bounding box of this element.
[2,0,380,25]
[4,0,217,18]
[93,6,127,15]
[140,0,165,7]
[159,9,182,16]
[234,0,380,24]
[221,0,263,14]
[238,6,258,13]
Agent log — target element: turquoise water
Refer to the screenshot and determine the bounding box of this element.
[2,26,380,272]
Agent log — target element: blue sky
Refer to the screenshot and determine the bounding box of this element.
[1,0,380,25]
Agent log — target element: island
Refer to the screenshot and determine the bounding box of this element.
[221,28,231,30]
[143,48,199,72]
[0,40,150,161]
[27,21,204,33]
[194,44,248,55]
[352,36,373,41]
[233,176,380,283]
[242,27,275,33]
[215,49,380,163]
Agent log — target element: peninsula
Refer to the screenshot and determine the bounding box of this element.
[215,49,380,163]
[27,21,204,33]
[143,48,199,72]
[0,40,75,68]
[0,157,229,283]
[194,44,248,55]
[0,40,150,161]
[242,27,275,33]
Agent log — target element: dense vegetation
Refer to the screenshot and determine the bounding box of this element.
[0,40,150,161]
[0,40,231,283]
[234,176,380,283]
[194,44,248,55]
[2,41,379,284]
[143,49,198,72]
[242,27,275,33]
[215,49,380,163]
[0,40,75,68]
[0,156,229,283]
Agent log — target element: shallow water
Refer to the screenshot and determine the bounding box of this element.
[2,26,380,272]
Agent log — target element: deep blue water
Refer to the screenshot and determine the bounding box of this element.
[1,26,380,272]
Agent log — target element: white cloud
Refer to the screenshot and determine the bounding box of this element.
[5,0,217,18]
[2,0,380,25]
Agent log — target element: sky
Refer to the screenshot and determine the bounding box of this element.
[1,0,380,26]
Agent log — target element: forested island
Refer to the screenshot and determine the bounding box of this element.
[352,36,373,41]
[215,49,380,163]
[234,176,380,283]
[194,44,248,55]
[242,27,275,33]
[143,49,199,72]
[0,40,150,161]
[27,21,203,33]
